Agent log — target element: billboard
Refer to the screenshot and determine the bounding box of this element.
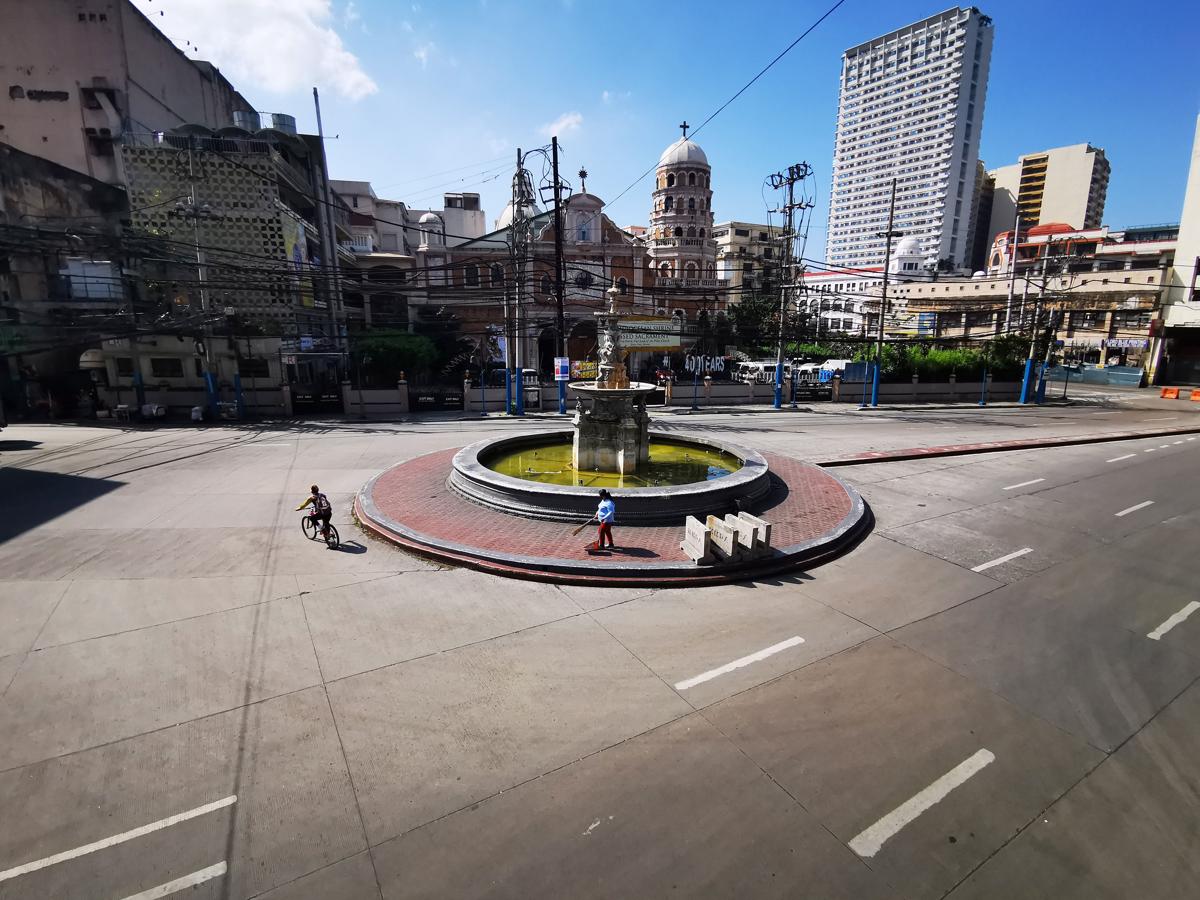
[282,215,315,308]
[617,317,682,350]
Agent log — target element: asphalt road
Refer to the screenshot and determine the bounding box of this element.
[0,404,1197,899]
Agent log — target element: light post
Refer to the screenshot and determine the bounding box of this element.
[872,179,901,408]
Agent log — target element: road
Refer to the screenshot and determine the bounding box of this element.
[0,404,1198,898]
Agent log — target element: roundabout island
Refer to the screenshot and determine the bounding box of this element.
[355,285,870,585]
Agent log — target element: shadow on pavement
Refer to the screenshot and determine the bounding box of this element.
[0,466,122,544]
[0,440,42,452]
[334,540,367,554]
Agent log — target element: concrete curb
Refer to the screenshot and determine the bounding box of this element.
[354,452,871,587]
[817,425,1200,467]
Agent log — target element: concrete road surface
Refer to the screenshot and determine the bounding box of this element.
[1,406,1198,899]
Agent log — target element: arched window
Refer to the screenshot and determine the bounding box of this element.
[672,308,685,322]
[688,197,695,211]
[687,227,696,237]
[685,262,698,278]
[705,263,715,279]
[667,173,676,187]
[659,262,671,277]
[699,228,705,238]
[541,274,552,296]
[617,277,628,295]
[490,264,504,286]
[674,226,683,237]
[465,265,479,287]
[688,173,696,186]
[664,196,673,212]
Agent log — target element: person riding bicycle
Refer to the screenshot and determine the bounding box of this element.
[296,484,332,539]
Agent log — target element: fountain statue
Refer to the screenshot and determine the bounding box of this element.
[570,282,657,475]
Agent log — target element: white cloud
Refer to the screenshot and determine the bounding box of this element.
[413,43,435,68]
[540,111,583,137]
[601,89,631,104]
[129,0,377,101]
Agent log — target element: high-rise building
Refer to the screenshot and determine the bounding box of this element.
[986,144,1110,245]
[825,7,994,273]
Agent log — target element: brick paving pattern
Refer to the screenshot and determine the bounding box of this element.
[365,448,854,567]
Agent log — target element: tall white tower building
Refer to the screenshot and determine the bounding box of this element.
[825,7,994,273]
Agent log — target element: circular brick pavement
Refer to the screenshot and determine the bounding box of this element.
[355,448,869,586]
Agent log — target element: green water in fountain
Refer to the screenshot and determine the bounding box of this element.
[485,439,742,488]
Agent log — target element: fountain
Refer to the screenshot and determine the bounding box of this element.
[445,281,773,524]
[569,283,656,475]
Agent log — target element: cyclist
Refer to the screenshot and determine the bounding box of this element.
[296,484,332,540]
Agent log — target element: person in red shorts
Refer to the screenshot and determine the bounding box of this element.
[594,489,616,550]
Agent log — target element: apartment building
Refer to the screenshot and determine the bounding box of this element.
[826,7,994,273]
[713,221,786,298]
[987,143,1110,246]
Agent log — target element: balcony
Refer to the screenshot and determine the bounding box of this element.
[343,233,375,254]
[656,277,720,289]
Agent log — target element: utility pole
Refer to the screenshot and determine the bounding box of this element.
[509,148,536,416]
[1019,238,1056,403]
[312,88,345,375]
[872,177,901,408]
[768,162,812,409]
[1004,202,1022,333]
[551,136,567,414]
[183,135,217,418]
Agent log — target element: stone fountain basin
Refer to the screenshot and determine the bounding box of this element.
[447,430,772,525]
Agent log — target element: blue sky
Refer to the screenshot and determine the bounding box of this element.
[142,0,1200,254]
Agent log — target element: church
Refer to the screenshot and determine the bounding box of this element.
[406,126,728,379]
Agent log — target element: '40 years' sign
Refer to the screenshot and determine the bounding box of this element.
[684,355,725,374]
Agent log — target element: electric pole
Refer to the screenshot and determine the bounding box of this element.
[509,148,537,415]
[1004,200,1022,334]
[768,162,813,409]
[551,136,567,414]
[871,177,901,408]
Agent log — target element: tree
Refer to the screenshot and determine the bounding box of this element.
[351,331,438,385]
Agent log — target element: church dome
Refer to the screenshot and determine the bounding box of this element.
[658,138,709,168]
[494,199,542,231]
[418,211,442,226]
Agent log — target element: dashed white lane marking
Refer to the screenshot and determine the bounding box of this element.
[1148,602,1200,641]
[1144,448,1157,453]
[971,548,1033,572]
[1189,437,1197,442]
[119,862,227,900]
[1002,478,1044,490]
[0,796,236,883]
[1145,416,1178,421]
[674,636,805,690]
[1173,440,1185,445]
[1159,444,1171,449]
[1114,500,1155,518]
[1106,454,1136,462]
[849,749,996,858]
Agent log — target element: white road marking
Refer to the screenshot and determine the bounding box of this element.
[1148,602,1200,641]
[1173,440,1185,445]
[1106,454,1136,462]
[1189,437,1197,442]
[0,796,236,883]
[1114,500,1155,518]
[119,862,227,900]
[849,749,996,858]
[1144,448,1157,453]
[971,548,1033,572]
[1144,416,1178,421]
[1002,478,1044,490]
[674,636,805,690]
[1159,444,1171,449]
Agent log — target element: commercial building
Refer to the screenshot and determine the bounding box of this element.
[713,222,786,299]
[800,236,926,336]
[1159,115,1200,383]
[826,7,994,273]
[986,143,1110,246]
[0,0,255,186]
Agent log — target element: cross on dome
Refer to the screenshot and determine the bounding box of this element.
[679,120,689,138]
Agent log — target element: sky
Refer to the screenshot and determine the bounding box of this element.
[135,0,1200,257]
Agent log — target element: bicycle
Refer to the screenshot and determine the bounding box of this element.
[301,513,340,549]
